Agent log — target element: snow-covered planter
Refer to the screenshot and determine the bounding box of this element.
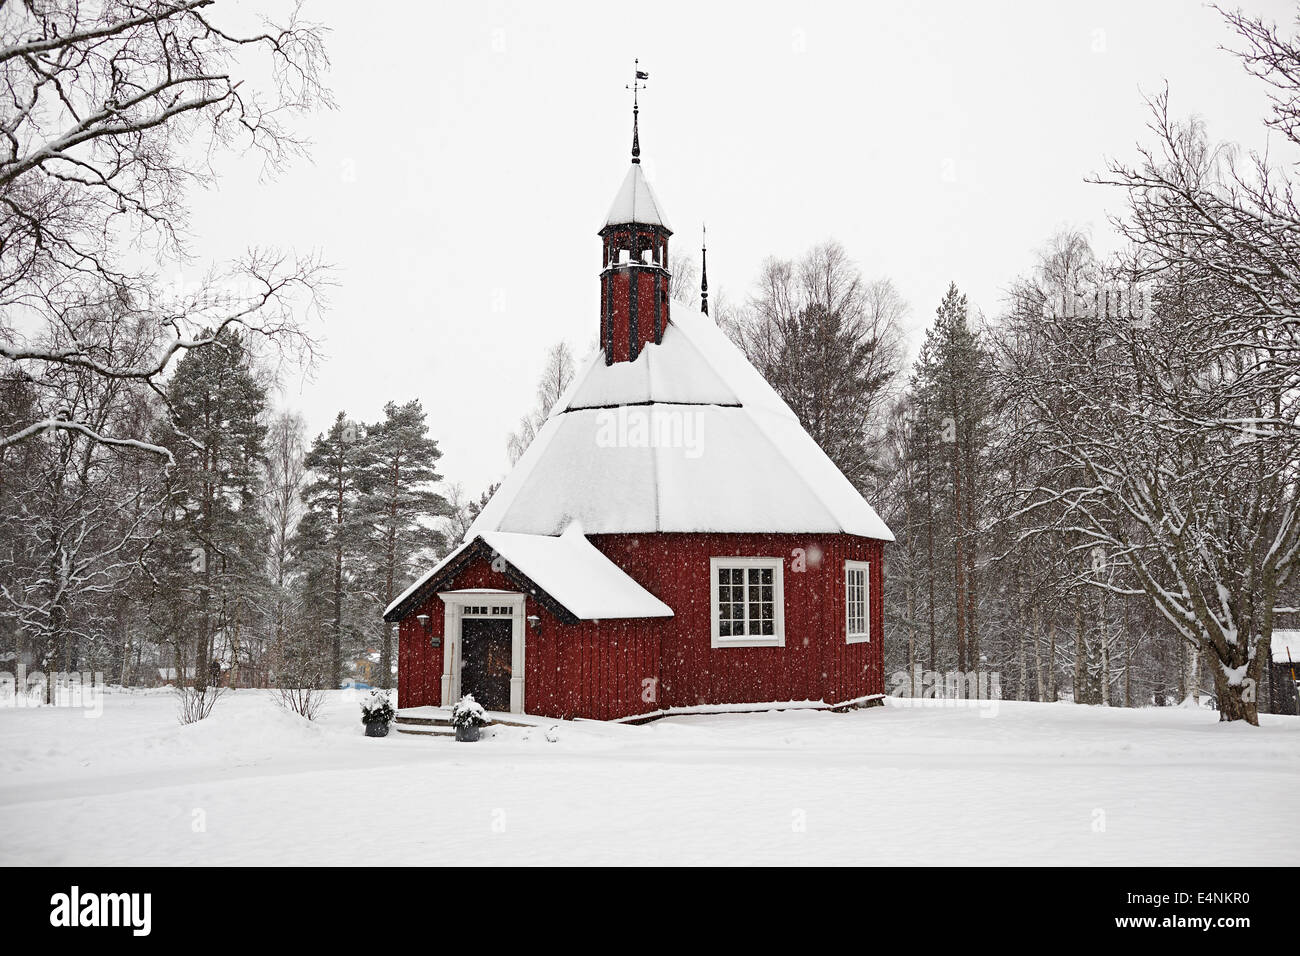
[450,694,486,742]
[360,689,395,737]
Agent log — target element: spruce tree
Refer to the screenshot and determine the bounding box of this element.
[908,284,993,678]
[731,241,904,491]
[298,412,372,688]
[771,301,895,488]
[360,400,449,688]
[161,328,269,695]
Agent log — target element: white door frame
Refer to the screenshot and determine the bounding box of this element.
[437,591,526,713]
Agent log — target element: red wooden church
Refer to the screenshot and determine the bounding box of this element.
[385,85,893,721]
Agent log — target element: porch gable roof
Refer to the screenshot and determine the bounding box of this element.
[383,525,674,624]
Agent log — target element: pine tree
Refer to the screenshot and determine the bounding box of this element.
[298,412,372,688]
[160,328,269,695]
[360,400,449,688]
[731,241,904,490]
[908,283,993,680]
[770,301,895,488]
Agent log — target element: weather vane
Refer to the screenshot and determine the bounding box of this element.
[626,58,650,101]
[626,59,649,163]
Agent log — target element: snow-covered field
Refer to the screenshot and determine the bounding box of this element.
[0,690,1294,865]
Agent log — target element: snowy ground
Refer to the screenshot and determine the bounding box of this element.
[0,689,1294,865]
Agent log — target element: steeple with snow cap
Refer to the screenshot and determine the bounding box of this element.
[599,60,672,365]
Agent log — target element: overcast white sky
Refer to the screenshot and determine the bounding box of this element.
[186,0,1294,497]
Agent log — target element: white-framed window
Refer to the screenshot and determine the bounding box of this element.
[461,604,513,617]
[845,560,870,644]
[710,557,785,648]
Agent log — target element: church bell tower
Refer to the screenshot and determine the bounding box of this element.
[598,62,672,365]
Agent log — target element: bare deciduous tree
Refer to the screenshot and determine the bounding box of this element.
[0,0,332,453]
[441,482,477,548]
[507,340,575,465]
[263,409,305,682]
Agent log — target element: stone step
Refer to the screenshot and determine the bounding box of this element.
[394,715,455,726]
[394,724,457,736]
[394,711,528,727]
[394,708,547,730]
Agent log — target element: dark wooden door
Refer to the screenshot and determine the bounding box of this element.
[460,618,512,712]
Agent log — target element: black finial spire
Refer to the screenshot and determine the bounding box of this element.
[632,93,640,164]
[700,224,709,316]
[627,59,649,164]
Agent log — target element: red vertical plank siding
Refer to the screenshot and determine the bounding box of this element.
[394,530,886,720]
[397,618,410,707]
[588,532,885,711]
[396,594,447,708]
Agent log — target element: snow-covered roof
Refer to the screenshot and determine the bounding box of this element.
[469,307,895,540]
[565,321,740,409]
[1272,629,1300,664]
[483,526,672,618]
[604,163,671,230]
[384,524,673,621]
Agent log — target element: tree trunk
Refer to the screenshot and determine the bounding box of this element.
[905,567,917,697]
[1032,604,1046,702]
[1015,578,1027,702]
[379,456,400,690]
[15,621,25,693]
[1073,597,1085,704]
[119,630,131,686]
[332,541,343,689]
[1185,642,1200,705]
[963,424,979,694]
[1047,615,1058,702]
[923,429,937,674]
[1122,602,1133,708]
[1099,592,1110,707]
[1209,643,1260,725]
[332,450,345,690]
[950,434,967,674]
[229,611,242,690]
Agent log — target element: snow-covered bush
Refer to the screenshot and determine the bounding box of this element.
[360,689,395,726]
[450,694,486,729]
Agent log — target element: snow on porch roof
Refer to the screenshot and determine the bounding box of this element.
[383,525,673,623]
[1272,630,1300,664]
